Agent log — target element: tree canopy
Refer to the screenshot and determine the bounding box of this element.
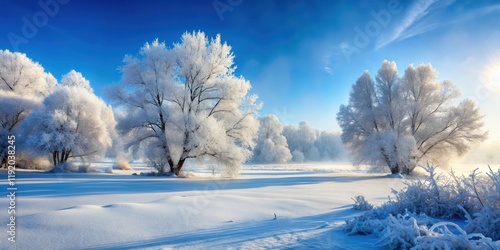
[337,60,487,174]
[108,31,260,176]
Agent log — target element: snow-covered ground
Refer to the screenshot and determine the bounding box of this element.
[0,162,490,249]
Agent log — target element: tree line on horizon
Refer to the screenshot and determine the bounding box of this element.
[0,31,486,176]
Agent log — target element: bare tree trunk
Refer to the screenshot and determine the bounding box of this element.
[167,158,175,174]
[381,147,399,174]
[161,144,175,174]
[174,158,187,176]
[52,150,72,166]
[60,150,67,164]
[52,151,58,166]
[64,149,71,162]
[390,165,400,174]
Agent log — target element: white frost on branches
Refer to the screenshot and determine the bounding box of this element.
[345,165,500,249]
[60,70,93,92]
[251,115,292,163]
[23,71,116,167]
[283,121,344,162]
[337,60,487,174]
[0,50,56,167]
[108,31,261,176]
[0,50,56,97]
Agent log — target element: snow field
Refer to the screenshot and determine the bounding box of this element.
[1,163,407,249]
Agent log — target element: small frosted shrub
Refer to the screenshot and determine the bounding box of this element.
[114,159,133,170]
[351,195,373,211]
[345,165,500,249]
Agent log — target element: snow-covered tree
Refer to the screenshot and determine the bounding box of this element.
[0,50,56,96]
[337,60,487,174]
[108,31,260,176]
[315,130,344,160]
[0,50,56,167]
[283,121,343,162]
[251,115,292,163]
[60,70,93,92]
[284,121,318,161]
[22,71,116,166]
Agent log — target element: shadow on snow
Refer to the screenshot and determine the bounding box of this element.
[0,171,389,198]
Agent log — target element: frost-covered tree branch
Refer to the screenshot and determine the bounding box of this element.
[0,50,56,168]
[22,71,116,168]
[337,60,487,174]
[107,31,261,176]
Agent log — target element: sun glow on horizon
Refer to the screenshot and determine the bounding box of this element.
[485,62,500,91]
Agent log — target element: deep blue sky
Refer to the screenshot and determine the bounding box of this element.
[1,0,500,140]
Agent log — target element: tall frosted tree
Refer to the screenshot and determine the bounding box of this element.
[337,60,487,174]
[0,50,56,167]
[23,71,116,167]
[108,31,260,176]
[251,115,292,163]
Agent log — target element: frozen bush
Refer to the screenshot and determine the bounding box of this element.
[389,164,479,218]
[48,162,74,173]
[345,164,500,248]
[413,222,499,250]
[344,210,385,236]
[16,153,52,170]
[351,195,373,211]
[376,165,498,219]
[350,212,499,250]
[374,213,431,249]
[48,162,98,173]
[463,167,500,241]
[345,209,435,237]
[114,159,133,170]
[465,207,500,241]
[76,164,98,173]
[458,166,500,241]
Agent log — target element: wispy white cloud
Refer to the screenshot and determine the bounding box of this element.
[397,4,500,42]
[376,1,500,50]
[376,0,439,50]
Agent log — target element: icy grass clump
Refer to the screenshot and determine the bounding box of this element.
[373,215,499,250]
[413,222,499,250]
[345,164,500,249]
[388,165,469,218]
[463,167,500,241]
[351,195,373,211]
[114,159,133,170]
[16,153,52,170]
[345,209,435,237]
[374,212,432,249]
[48,162,73,173]
[388,165,500,219]
[465,207,500,241]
